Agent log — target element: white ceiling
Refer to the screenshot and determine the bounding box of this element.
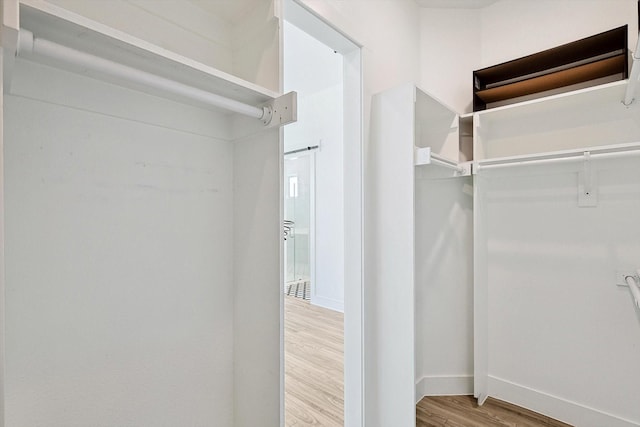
[189,0,256,24]
[415,0,499,9]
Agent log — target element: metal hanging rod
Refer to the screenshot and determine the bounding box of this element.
[617,269,640,310]
[621,271,640,310]
[284,145,319,156]
[476,146,640,171]
[429,155,465,174]
[17,29,274,124]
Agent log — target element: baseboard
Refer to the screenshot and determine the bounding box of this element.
[310,294,344,313]
[415,375,473,404]
[488,376,640,427]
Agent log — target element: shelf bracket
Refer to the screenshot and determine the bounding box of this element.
[262,91,297,128]
[578,151,597,207]
[2,0,20,92]
[414,146,470,176]
[623,44,640,107]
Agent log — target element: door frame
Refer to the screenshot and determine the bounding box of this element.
[281,1,364,425]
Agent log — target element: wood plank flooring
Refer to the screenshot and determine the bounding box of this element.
[285,296,570,427]
[417,395,573,427]
[285,295,344,426]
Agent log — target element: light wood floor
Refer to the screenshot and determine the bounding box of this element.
[285,295,344,426]
[285,296,570,427]
[417,395,573,427]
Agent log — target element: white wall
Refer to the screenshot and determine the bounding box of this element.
[420,8,481,113]
[299,0,421,134]
[414,175,474,398]
[419,0,638,113]
[480,0,637,69]
[480,162,640,426]
[46,0,234,74]
[5,60,236,426]
[232,128,281,427]
[4,2,283,426]
[284,21,345,311]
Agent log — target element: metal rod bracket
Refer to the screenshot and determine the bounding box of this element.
[262,91,297,128]
[616,271,638,287]
[578,151,597,207]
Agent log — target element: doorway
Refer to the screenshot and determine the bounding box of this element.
[284,151,314,300]
[282,1,362,426]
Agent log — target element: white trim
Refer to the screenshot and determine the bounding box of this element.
[488,376,640,427]
[415,375,474,404]
[311,295,344,313]
[0,50,5,427]
[282,3,364,426]
[342,46,364,427]
[309,151,316,306]
[285,0,361,54]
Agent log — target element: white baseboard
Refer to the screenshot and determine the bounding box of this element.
[415,375,473,404]
[310,294,344,313]
[488,376,640,427]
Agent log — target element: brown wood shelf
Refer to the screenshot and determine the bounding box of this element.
[473,26,628,111]
[475,54,626,104]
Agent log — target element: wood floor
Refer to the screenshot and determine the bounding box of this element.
[417,395,573,427]
[285,295,344,426]
[285,296,570,427]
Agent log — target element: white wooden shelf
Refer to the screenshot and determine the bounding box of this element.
[8,0,284,115]
[473,80,640,162]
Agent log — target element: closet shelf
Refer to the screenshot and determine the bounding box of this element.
[475,79,629,124]
[474,54,626,104]
[473,26,628,111]
[7,0,295,126]
[471,78,640,165]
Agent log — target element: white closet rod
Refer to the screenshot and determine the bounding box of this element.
[624,271,640,310]
[624,38,640,106]
[17,29,273,122]
[476,148,640,171]
[430,156,465,174]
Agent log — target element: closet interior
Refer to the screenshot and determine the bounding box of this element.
[372,44,640,427]
[0,1,294,426]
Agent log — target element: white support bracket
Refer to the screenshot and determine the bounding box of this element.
[414,146,471,176]
[623,44,640,107]
[262,91,297,128]
[2,0,20,92]
[414,146,432,166]
[578,151,597,207]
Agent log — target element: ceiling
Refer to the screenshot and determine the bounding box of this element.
[415,0,499,9]
[189,0,256,24]
[191,0,500,22]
